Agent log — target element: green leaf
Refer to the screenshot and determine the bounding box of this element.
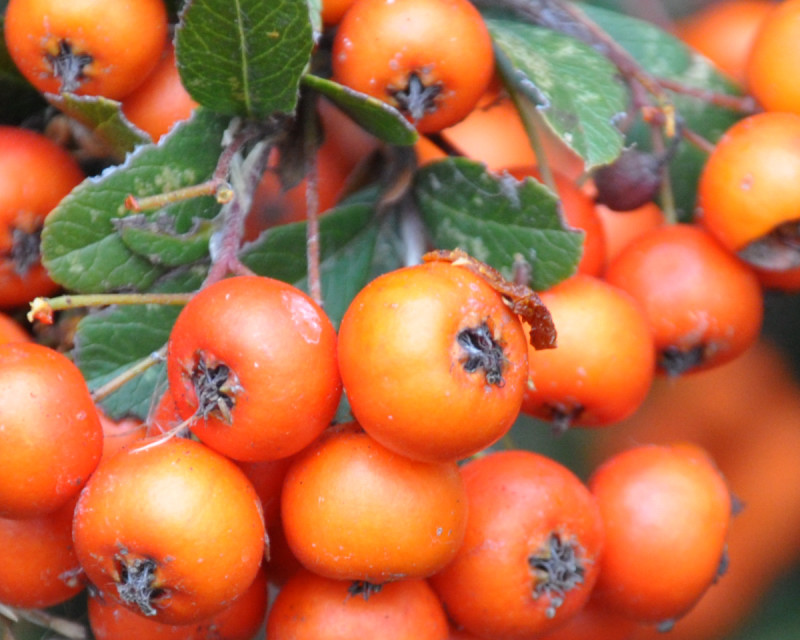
[414,158,583,290]
[74,267,206,421]
[116,213,216,267]
[368,207,414,281]
[486,15,627,169]
[77,306,173,421]
[302,74,418,146]
[176,0,314,118]
[241,189,380,326]
[579,4,745,218]
[41,108,230,293]
[46,92,151,159]
[579,4,730,83]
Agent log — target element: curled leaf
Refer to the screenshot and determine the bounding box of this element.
[423,248,557,350]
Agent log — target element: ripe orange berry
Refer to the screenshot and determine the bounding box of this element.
[677,0,774,85]
[698,112,800,270]
[281,423,467,583]
[338,260,529,462]
[746,0,800,113]
[521,274,655,430]
[332,0,494,133]
[589,443,732,626]
[121,43,199,142]
[605,224,763,375]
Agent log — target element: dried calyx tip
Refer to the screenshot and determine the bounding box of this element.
[116,557,164,617]
[192,358,237,423]
[347,580,383,600]
[529,533,585,619]
[457,322,506,386]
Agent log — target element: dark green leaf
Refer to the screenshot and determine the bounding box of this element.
[579,4,745,218]
[241,189,380,326]
[579,4,730,82]
[486,15,627,169]
[368,207,414,281]
[116,213,216,267]
[302,74,418,146]
[46,92,151,159]
[176,0,313,117]
[41,109,230,293]
[75,266,206,420]
[414,158,582,290]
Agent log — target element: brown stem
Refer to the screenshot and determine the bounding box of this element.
[621,0,673,29]
[476,0,677,135]
[203,135,274,286]
[480,0,666,97]
[681,126,716,155]
[656,77,760,113]
[303,98,324,308]
[124,120,258,213]
[480,0,754,169]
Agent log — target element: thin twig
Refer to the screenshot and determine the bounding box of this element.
[13,609,87,640]
[28,293,193,324]
[656,77,760,113]
[92,346,167,403]
[475,0,678,135]
[134,414,196,451]
[303,97,324,307]
[0,605,17,624]
[622,0,673,29]
[203,137,274,286]
[649,125,678,224]
[480,0,670,100]
[681,126,716,155]
[0,620,14,640]
[125,180,233,212]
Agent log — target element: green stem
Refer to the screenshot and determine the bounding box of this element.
[29,292,193,324]
[92,346,167,403]
[650,128,678,224]
[125,180,233,212]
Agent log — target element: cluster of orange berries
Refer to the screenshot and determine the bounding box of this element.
[2,0,800,638]
[0,260,735,640]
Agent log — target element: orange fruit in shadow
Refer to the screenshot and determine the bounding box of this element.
[244,99,378,241]
[676,0,774,86]
[589,340,800,640]
[746,0,800,113]
[436,96,585,179]
[595,202,665,267]
[122,42,199,142]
